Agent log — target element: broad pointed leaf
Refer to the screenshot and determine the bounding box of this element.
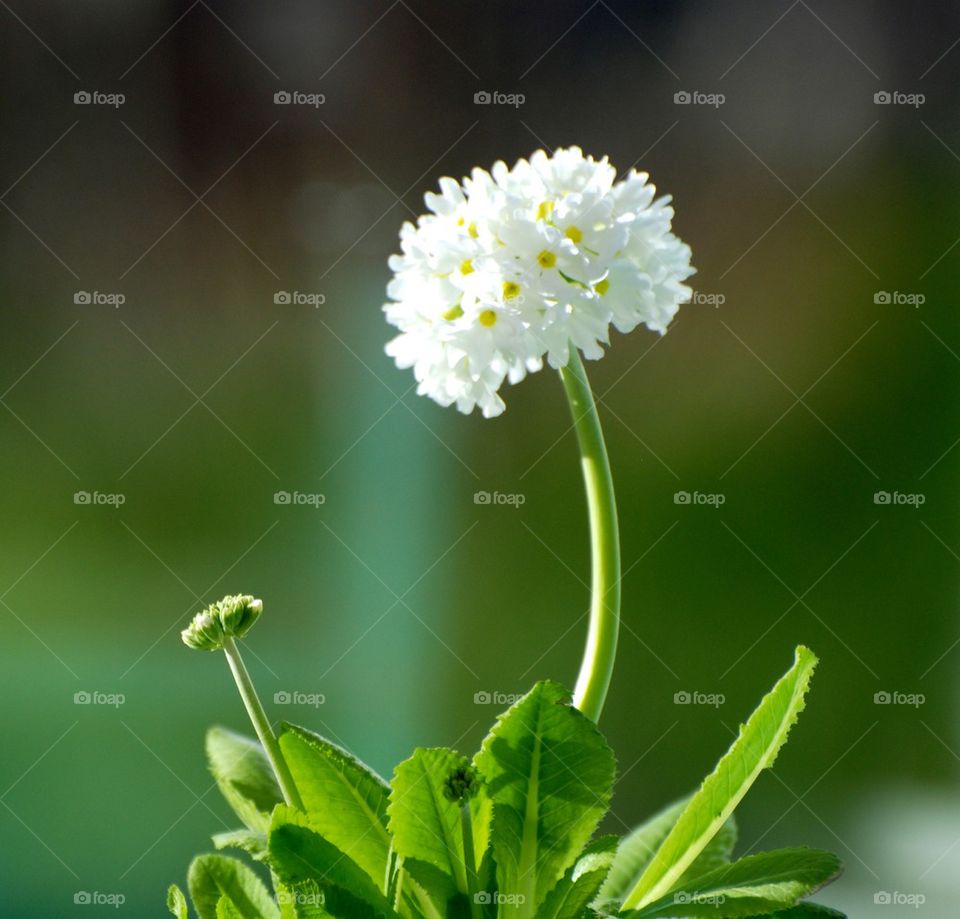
[473,680,616,918]
[278,724,391,888]
[268,805,399,919]
[207,726,282,835]
[187,853,280,919]
[600,799,736,906]
[627,847,841,917]
[622,647,817,910]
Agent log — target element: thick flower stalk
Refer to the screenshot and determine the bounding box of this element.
[560,348,621,722]
[385,147,694,722]
[182,595,303,809]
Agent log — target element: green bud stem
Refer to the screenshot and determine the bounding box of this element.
[559,348,621,724]
[221,636,304,810]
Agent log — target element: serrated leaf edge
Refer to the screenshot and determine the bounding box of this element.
[623,647,818,910]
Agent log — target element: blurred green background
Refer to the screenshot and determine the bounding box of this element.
[1,1,958,915]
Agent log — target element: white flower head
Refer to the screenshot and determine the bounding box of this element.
[384,146,694,418]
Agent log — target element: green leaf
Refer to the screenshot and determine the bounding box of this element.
[393,859,459,918]
[275,880,329,919]
[268,805,399,919]
[217,897,246,919]
[626,847,842,917]
[387,747,491,900]
[621,647,818,910]
[687,815,738,878]
[599,799,736,906]
[278,724,391,888]
[473,680,616,918]
[168,884,189,919]
[207,726,283,835]
[752,906,846,919]
[540,835,617,919]
[394,872,450,919]
[601,799,685,903]
[212,829,268,861]
[187,854,280,919]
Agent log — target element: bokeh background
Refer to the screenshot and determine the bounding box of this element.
[1,0,958,915]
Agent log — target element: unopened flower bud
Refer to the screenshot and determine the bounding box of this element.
[181,594,263,651]
[443,764,479,803]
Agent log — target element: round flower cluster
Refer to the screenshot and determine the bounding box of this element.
[383,147,695,417]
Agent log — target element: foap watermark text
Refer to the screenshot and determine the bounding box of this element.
[674,491,725,508]
[274,690,326,707]
[275,490,325,507]
[474,490,525,507]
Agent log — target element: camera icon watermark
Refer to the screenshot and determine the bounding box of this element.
[277,889,325,907]
[873,490,925,507]
[473,90,525,108]
[274,90,325,107]
[674,490,725,508]
[873,690,925,708]
[274,290,325,307]
[874,890,925,908]
[673,90,725,108]
[874,290,924,307]
[274,490,326,508]
[74,891,126,907]
[74,491,126,507]
[474,490,525,507]
[74,90,126,108]
[474,691,523,706]
[873,90,925,108]
[474,892,525,906]
[674,892,726,906]
[674,690,725,708]
[274,690,326,707]
[74,290,125,308]
[74,690,126,707]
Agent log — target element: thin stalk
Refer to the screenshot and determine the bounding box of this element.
[392,863,406,913]
[460,801,483,919]
[558,347,621,723]
[221,636,304,810]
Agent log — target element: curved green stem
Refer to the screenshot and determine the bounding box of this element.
[559,348,621,723]
[221,636,304,810]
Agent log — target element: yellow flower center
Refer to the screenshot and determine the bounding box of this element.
[460,259,474,275]
[467,221,479,238]
[442,304,464,321]
[537,250,557,269]
[565,226,583,244]
[479,309,497,327]
[502,281,521,300]
[536,200,554,221]
[595,279,610,296]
